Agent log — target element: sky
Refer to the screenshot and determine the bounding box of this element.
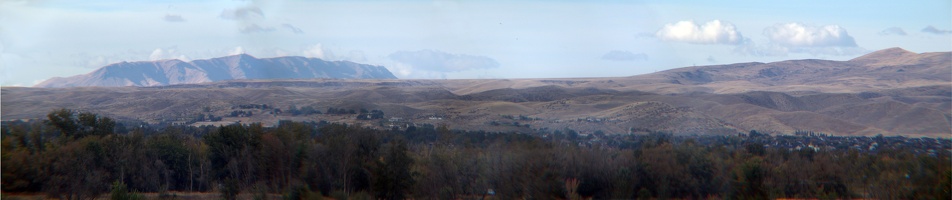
[1,0,950,86]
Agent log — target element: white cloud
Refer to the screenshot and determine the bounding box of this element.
[752,23,865,56]
[921,25,952,35]
[763,23,857,47]
[149,48,165,60]
[879,27,907,36]
[163,14,185,22]
[87,56,108,67]
[297,46,368,62]
[303,44,335,60]
[149,48,190,61]
[229,46,246,56]
[601,50,647,61]
[389,50,499,72]
[655,20,744,45]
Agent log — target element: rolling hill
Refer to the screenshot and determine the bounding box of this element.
[5,47,950,137]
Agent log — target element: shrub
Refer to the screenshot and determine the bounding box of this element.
[111,181,145,200]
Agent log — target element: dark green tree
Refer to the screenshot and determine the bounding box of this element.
[373,139,415,200]
[46,108,78,140]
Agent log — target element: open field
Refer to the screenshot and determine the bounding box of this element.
[4,48,950,137]
[3,77,949,137]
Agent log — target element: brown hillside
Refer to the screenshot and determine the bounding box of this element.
[3,48,950,137]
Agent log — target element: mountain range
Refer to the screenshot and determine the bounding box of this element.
[35,54,397,87]
[5,47,951,137]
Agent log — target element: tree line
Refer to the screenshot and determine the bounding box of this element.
[1,109,949,199]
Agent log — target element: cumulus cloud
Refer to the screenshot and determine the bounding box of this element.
[149,48,190,61]
[878,27,907,36]
[282,24,304,34]
[763,23,857,47]
[751,23,866,56]
[655,20,744,45]
[389,50,500,72]
[229,46,246,56]
[303,44,335,60]
[601,50,647,61]
[239,24,275,34]
[149,49,165,60]
[921,26,952,35]
[163,14,185,22]
[220,6,264,20]
[87,56,108,67]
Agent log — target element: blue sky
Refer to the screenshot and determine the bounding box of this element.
[1,0,950,86]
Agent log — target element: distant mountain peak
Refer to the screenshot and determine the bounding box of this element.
[850,47,917,63]
[35,54,397,88]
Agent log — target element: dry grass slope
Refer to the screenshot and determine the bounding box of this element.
[3,48,949,137]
